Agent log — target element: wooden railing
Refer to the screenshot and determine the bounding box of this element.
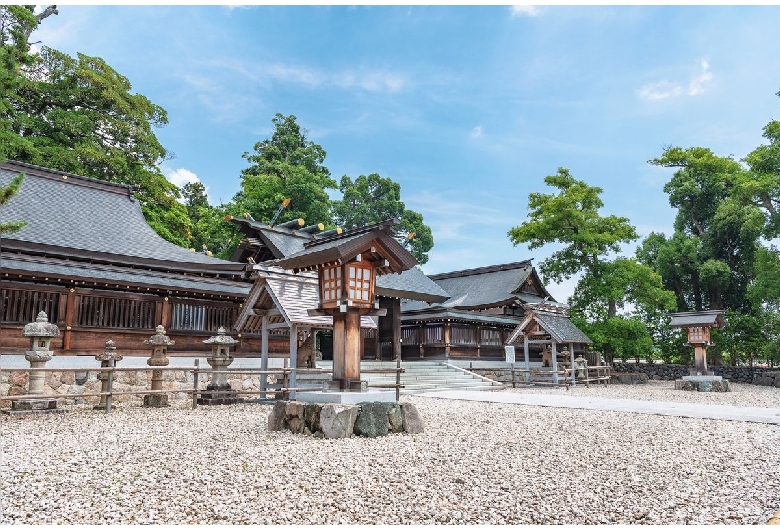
[0,362,406,413]
[506,364,611,389]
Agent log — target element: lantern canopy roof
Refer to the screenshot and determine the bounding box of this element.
[275,219,417,275]
[22,311,60,338]
[668,310,726,329]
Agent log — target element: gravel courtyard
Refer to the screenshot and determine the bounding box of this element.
[2,381,778,525]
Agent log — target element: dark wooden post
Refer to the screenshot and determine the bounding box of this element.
[444,320,451,359]
[475,325,481,358]
[63,289,76,351]
[392,298,402,361]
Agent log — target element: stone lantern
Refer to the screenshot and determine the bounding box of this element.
[198,327,240,405]
[94,340,123,410]
[143,325,174,407]
[13,311,60,412]
[276,219,417,402]
[669,310,729,392]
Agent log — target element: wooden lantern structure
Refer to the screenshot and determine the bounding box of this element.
[276,220,417,391]
[668,310,725,376]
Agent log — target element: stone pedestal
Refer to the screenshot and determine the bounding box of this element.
[143,325,173,408]
[197,327,240,405]
[675,375,730,392]
[94,340,122,411]
[9,312,62,415]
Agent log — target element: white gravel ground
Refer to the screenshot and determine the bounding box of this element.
[1,382,778,525]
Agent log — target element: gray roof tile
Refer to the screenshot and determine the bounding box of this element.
[0,162,242,270]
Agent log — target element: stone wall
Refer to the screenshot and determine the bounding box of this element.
[612,363,780,387]
[0,369,275,409]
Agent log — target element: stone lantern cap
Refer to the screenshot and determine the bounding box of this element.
[144,325,176,347]
[203,327,239,346]
[95,339,124,362]
[22,311,60,338]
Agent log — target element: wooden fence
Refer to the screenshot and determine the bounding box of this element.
[0,363,405,414]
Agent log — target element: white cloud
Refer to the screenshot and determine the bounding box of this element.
[470,125,483,139]
[511,5,541,17]
[636,58,713,101]
[167,168,201,188]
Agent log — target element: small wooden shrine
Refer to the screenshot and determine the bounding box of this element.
[669,310,726,376]
[276,219,417,391]
[505,302,592,385]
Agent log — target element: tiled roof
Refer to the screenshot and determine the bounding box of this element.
[669,311,726,328]
[0,161,245,274]
[506,310,592,345]
[2,253,250,297]
[277,223,418,274]
[376,267,449,303]
[231,219,447,302]
[402,261,548,312]
[235,265,376,332]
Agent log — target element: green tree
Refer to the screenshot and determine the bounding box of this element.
[508,168,674,361]
[0,6,190,246]
[332,173,434,264]
[235,114,336,226]
[0,172,25,234]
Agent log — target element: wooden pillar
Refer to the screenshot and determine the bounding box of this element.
[260,316,269,392]
[392,298,402,361]
[332,310,362,387]
[694,344,708,375]
[569,341,576,387]
[374,324,381,360]
[63,289,76,351]
[475,325,481,358]
[289,323,298,399]
[551,341,559,385]
[523,334,530,384]
[444,321,451,359]
[418,323,425,358]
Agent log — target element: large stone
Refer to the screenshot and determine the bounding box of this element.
[388,403,403,433]
[613,373,648,385]
[401,403,425,434]
[319,404,358,439]
[353,402,391,438]
[8,371,28,387]
[304,403,322,434]
[267,401,286,432]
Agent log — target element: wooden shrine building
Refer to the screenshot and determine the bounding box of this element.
[229,216,449,361]
[505,302,593,381]
[399,261,567,360]
[0,161,253,356]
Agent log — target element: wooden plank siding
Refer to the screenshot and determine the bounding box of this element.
[0,284,247,356]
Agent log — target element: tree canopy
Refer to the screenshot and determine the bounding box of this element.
[508,167,675,362]
[0,5,190,246]
[233,113,336,227]
[332,173,434,264]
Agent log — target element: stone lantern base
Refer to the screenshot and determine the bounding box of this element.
[674,375,730,392]
[5,399,64,416]
[143,394,170,407]
[197,383,241,406]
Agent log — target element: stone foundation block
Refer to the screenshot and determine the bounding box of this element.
[400,403,425,434]
[354,402,391,438]
[268,401,286,432]
[320,404,359,439]
[143,394,169,407]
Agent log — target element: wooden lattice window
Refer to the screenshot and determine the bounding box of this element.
[346,262,373,304]
[78,296,156,329]
[171,302,233,332]
[451,325,476,345]
[320,265,342,305]
[1,288,60,324]
[480,328,502,346]
[402,327,418,345]
[424,325,443,344]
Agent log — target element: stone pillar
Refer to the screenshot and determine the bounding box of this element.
[12,311,60,413]
[143,325,174,408]
[199,327,240,405]
[94,340,123,410]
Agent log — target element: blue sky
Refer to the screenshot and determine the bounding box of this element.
[31,4,780,302]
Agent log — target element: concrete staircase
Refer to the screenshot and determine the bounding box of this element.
[313,360,504,394]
